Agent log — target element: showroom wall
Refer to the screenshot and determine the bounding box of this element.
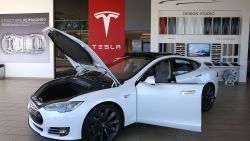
[151,0,250,83]
[126,0,151,31]
[0,0,54,78]
[55,0,151,31]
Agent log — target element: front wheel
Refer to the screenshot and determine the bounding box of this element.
[82,104,122,141]
[202,84,216,112]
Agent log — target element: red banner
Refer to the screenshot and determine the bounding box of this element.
[89,0,125,63]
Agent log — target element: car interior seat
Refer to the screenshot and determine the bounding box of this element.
[155,61,171,83]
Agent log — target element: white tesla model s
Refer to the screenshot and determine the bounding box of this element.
[28,27,219,141]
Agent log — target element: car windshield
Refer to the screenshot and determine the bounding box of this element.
[107,56,153,83]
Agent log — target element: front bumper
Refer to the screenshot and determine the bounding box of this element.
[28,106,88,140]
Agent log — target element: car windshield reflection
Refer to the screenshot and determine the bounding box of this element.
[107,56,152,83]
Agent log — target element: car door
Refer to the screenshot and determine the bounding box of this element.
[136,59,203,132]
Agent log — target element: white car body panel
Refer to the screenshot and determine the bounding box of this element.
[28,28,219,140]
[175,63,219,97]
[136,82,202,132]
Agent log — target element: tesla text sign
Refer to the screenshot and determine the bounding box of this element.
[89,0,125,63]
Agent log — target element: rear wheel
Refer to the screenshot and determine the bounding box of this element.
[82,104,122,141]
[202,84,216,112]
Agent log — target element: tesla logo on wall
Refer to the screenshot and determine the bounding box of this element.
[89,0,125,63]
[94,11,120,37]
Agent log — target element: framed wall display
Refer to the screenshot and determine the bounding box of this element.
[187,43,210,57]
[159,43,175,53]
[159,16,242,36]
[0,13,50,63]
[168,17,176,34]
[204,17,213,35]
[177,17,185,35]
[213,17,222,35]
[222,17,231,35]
[222,44,240,63]
[159,17,167,34]
[231,17,241,35]
[194,17,204,35]
[185,17,195,35]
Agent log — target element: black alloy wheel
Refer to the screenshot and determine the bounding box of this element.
[202,84,216,112]
[83,104,122,141]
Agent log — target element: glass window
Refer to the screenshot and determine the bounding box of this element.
[173,58,200,75]
[107,57,153,83]
[140,59,172,83]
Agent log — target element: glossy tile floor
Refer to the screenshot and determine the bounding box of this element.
[0,79,250,141]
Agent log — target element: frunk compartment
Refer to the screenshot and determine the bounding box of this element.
[37,79,90,103]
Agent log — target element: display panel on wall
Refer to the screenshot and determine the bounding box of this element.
[0,13,50,63]
[159,43,240,63]
[159,17,241,35]
[187,43,210,57]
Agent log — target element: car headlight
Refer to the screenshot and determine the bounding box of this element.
[44,101,83,113]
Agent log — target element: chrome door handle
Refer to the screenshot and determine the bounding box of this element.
[180,90,195,95]
[124,94,131,98]
[195,74,202,77]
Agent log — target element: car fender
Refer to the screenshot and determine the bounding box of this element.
[70,83,137,127]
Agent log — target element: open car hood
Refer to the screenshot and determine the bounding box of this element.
[43,27,120,86]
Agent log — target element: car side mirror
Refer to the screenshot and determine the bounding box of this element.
[144,76,155,84]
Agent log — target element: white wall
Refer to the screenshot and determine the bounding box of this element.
[151,0,250,83]
[0,0,54,78]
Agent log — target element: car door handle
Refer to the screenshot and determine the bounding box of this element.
[195,74,202,77]
[124,94,131,98]
[180,90,195,95]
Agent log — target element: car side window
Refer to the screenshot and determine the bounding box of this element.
[140,60,172,83]
[172,58,200,76]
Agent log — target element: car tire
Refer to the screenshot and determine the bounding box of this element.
[202,83,216,112]
[82,104,122,141]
